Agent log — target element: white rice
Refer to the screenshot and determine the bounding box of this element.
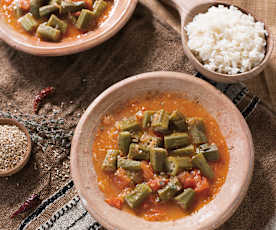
[185,5,268,75]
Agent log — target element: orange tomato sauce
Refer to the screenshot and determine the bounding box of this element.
[92,92,229,221]
[0,0,114,41]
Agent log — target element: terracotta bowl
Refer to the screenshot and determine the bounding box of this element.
[0,118,32,177]
[0,0,138,56]
[71,71,254,230]
[161,0,273,83]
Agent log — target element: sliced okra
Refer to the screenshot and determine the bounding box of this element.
[157,177,182,201]
[117,118,141,132]
[150,148,167,173]
[18,13,38,32]
[118,131,131,154]
[142,111,154,128]
[169,144,194,157]
[76,9,96,30]
[125,183,152,209]
[174,188,195,210]
[47,14,68,34]
[192,153,214,180]
[117,156,141,171]
[30,0,44,18]
[165,156,192,176]
[169,110,187,131]
[151,109,170,133]
[187,118,208,145]
[197,143,220,161]
[92,0,107,17]
[128,143,150,161]
[37,23,61,41]
[101,149,120,172]
[39,5,59,17]
[60,1,85,14]
[164,132,190,150]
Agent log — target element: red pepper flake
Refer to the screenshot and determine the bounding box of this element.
[33,87,55,114]
[11,194,41,218]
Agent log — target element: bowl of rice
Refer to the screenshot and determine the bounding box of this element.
[178,2,273,83]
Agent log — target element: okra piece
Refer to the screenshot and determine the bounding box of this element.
[49,0,61,5]
[118,131,131,154]
[142,111,154,128]
[192,153,214,179]
[197,143,220,162]
[188,118,208,144]
[165,156,192,176]
[128,143,150,161]
[174,188,195,210]
[60,1,85,14]
[47,14,68,34]
[101,149,120,172]
[117,156,141,171]
[92,0,107,17]
[125,170,144,184]
[14,2,24,18]
[76,9,96,30]
[117,118,141,132]
[37,23,61,41]
[169,144,194,157]
[39,5,59,17]
[140,133,162,148]
[164,132,190,150]
[150,148,167,173]
[30,0,44,18]
[151,109,170,133]
[18,13,38,33]
[169,110,187,131]
[125,183,152,209]
[157,177,182,201]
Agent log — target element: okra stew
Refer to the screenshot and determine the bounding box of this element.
[93,93,229,221]
[0,0,113,42]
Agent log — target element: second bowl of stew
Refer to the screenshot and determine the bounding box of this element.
[0,0,137,55]
[71,71,254,230]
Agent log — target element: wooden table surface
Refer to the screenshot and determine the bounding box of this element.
[140,0,276,113]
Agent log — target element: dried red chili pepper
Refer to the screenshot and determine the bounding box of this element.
[33,87,55,114]
[10,194,41,218]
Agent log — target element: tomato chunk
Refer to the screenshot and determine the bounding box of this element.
[141,161,154,180]
[19,0,30,11]
[178,170,210,194]
[105,197,124,209]
[147,178,168,192]
[178,171,196,189]
[113,168,132,189]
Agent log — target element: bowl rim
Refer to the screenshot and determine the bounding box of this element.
[180,2,274,83]
[0,118,32,177]
[71,71,254,230]
[0,0,138,56]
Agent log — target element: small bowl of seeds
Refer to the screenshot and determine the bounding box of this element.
[0,118,32,177]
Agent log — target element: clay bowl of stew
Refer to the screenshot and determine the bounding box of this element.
[71,71,254,230]
[0,0,137,56]
[160,0,273,83]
